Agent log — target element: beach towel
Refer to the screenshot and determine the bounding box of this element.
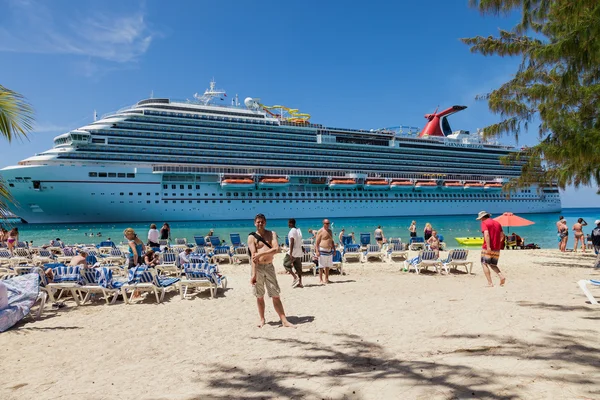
[0,273,39,332]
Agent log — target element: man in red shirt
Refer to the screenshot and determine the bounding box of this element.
[477,211,506,287]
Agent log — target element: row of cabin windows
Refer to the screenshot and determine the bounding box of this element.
[89,172,135,178]
[161,192,530,199]
[161,198,540,204]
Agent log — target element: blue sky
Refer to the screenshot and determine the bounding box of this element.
[0,0,597,207]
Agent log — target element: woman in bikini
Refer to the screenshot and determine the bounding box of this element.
[7,227,19,255]
[572,218,588,253]
[559,220,568,252]
[424,223,433,241]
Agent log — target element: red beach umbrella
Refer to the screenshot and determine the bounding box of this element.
[493,212,534,233]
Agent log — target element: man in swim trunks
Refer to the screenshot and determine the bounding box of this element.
[248,213,294,328]
[477,211,506,287]
[315,219,335,284]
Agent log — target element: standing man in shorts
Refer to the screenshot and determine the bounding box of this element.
[315,219,335,284]
[248,214,295,328]
[283,218,304,288]
[477,211,506,287]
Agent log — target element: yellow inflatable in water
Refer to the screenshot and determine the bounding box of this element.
[454,237,484,246]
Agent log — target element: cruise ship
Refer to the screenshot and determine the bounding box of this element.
[0,81,561,223]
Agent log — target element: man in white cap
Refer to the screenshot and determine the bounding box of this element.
[476,211,506,287]
[591,220,600,268]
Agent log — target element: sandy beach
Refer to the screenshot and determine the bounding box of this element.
[1,249,599,400]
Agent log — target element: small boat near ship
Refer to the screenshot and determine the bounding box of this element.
[443,181,463,190]
[221,177,255,189]
[464,182,484,190]
[414,181,438,191]
[390,180,414,190]
[484,182,503,191]
[455,237,484,246]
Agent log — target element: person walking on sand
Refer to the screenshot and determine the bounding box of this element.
[590,220,600,269]
[572,218,588,253]
[283,218,304,288]
[248,214,295,328]
[477,211,506,287]
[315,219,335,284]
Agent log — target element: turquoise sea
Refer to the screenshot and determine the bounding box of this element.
[3,207,599,250]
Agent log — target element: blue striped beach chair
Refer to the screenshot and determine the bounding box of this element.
[190,248,208,259]
[209,236,221,247]
[388,243,408,261]
[409,237,426,251]
[33,249,55,265]
[404,250,441,274]
[232,246,250,264]
[230,233,243,248]
[180,262,227,299]
[342,244,361,263]
[364,244,385,262]
[56,247,76,264]
[46,264,83,305]
[0,250,13,267]
[360,233,371,248]
[158,252,180,276]
[341,235,353,246]
[193,235,207,247]
[211,246,232,264]
[78,267,124,304]
[441,249,472,274]
[120,265,180,304]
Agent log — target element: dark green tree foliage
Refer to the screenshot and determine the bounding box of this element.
[462,0,600,192]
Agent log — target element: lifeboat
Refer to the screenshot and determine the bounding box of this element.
[258,177,290,188]
[484,182,503,191]
[442,181,464,190]
[464,182,484,190]
[364,179,389,190]
[390,180,413,190]
[414,181,438,191]
[221,177,255,189]
[329,179,358,189]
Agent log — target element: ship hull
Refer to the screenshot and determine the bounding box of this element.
[1,165,562,224]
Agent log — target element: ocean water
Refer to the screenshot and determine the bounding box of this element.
[3,208,599,250]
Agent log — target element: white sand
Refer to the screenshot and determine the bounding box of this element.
[1,249,599,399]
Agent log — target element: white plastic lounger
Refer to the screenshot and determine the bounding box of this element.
[404,250,442,274]
[232,246,250,264]
[121,266,180,304]
[388,243,408,261]
[157,252,180,276]
[342,245,361,263]
[442,249,473,274]
[363,244,385,262]
[578,279,600,305]
[179,263,223,299]
[300,253,316,275]
[79,268,123,305]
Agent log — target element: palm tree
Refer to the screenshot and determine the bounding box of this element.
[0,84,34,219]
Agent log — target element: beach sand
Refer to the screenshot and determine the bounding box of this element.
[1,249,599,399]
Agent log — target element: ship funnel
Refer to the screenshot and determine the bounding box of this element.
[419,105,467,137]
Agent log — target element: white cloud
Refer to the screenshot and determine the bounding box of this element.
[0,0,154,63]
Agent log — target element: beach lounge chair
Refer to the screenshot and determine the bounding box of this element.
[56,247,76,264]
[45,265,83,305]
[191,248,208,259]
[33,249,55,266]
[302,244,314,254]
[341,235,353,246]
[438,235,447,251]
[120,265,180,304]
[11,248,32,266]
[442,249,473,274]
[230,233,243,248]
[389,238,401,245]
[360,233,371,248]
[193,235,207,247]
[0,250,12,267]
[0,267,16,279]
[300,253,316,275]
[232,246,250,264]
[157,252,180,276]
[388,243,408,261]
[79,267,123,305]
[342,244,362,263]
[103,248,126,265]
[175,238,187,246]
[180,263,226,299]
[211,246,232,264]
[578,279,600,305]
[209,236,221,247]
[404,250,441,274]
[364,244,385,262]
[16,241,28,248]
[302,239,314,246]
[409,237,426,251]
[189,252,209,264]
[331,250,343,274]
